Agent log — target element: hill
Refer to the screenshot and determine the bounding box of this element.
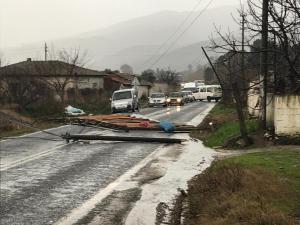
[2,6,238,73]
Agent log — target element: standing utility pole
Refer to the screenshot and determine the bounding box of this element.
[241,12,246,102]
[260,0,269,130]
[44,42,48,61]
[273,33,277,92]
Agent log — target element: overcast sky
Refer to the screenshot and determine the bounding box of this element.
[0,0,243,48]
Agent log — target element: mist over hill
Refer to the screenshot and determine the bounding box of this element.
[2,6,238,73]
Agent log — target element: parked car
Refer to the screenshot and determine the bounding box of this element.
[182,87,201,101]
[148,92,167,107]
[181,90,194,102]
[198,85,222,102]
[180,92,189,103]
[167,92,185,106]
[111,89,139,113]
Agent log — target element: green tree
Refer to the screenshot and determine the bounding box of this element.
[140,69,156,83]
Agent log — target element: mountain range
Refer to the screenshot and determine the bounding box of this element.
[2,6,239,73]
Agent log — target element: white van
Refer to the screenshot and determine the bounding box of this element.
[198,85,222,102]
[111,89,139,113]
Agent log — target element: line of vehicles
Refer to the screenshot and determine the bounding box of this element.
[148,84,222,107]
[110,83,222,113]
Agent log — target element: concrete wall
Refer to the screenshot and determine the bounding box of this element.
[138,85,150,99]
[274,95,300,136]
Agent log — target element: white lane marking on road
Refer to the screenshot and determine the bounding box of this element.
[0,143,68,172]
[54,144,165,225]
[149,102,202,120]
[187,103,216,126]
[55,102,214,225]
[142,101,200,118]
[0,130,111,171]
[144,108,170,118]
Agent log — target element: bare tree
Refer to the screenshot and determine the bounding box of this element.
[245,0,299,91]
[156,68,180,86]
[206,0,300,145]
[37,48,89,105]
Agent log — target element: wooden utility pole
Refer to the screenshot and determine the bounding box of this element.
[241,12,246,103]
[44,42,48,61]
[273,33,277,92]
[201,47,224,91]
[260,0,269,130]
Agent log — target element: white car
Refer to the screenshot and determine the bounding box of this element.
[182,87,201,101]
[181,90,194,102]
[148,92,167,107]
[111,89,139,113]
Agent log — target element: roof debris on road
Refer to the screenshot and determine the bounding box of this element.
[51,114,197,132]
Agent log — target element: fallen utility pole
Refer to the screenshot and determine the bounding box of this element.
[201,47,225,91]
[62,133,185,144]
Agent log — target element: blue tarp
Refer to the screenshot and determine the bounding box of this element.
[159,121,175,133]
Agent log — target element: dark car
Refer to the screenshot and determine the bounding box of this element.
[167,92,185,106]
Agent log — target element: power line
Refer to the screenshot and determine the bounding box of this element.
[139,0,205,70]
[148,0,214,70]
[0,112,62,139]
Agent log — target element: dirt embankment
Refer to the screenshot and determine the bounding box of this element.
[166,149,300,225]
[164,103,300,225]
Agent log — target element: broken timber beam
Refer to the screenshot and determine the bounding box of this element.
[62,134,185,144]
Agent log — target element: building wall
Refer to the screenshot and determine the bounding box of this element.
[274,95,300,136]
[77,77,104,89]
[138,85,150,98]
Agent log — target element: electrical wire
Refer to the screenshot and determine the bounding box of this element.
[0,112,63,139]
[148,0,214,70]
[139,0,205,70]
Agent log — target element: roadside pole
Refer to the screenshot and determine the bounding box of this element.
[260,0,269,130]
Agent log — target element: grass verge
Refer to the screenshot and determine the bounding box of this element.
[190,103,259,148]
[183,149,300,225]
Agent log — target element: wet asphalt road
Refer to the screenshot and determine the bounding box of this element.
[0,101,212,225]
